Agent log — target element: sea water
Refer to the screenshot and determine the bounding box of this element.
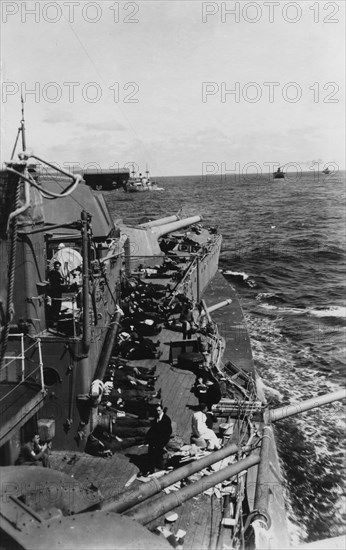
[107,170,346,544]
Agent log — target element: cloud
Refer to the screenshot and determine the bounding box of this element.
[74,120,126,132]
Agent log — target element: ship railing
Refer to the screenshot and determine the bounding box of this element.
[167,255,199,304]
[199,302,259,403]
[168,236,221,303]
[200,299,221,341]
[123,234,219,302]
[51,293,80,338]
[2,333,25,382]
[123,252,191,289]
[0,336,45,398]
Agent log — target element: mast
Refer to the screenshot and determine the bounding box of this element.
[20,95,27,152]
[10,95,27,160]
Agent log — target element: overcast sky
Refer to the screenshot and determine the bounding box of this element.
[1,1,345,176]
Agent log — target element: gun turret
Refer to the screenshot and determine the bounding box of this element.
[121,215,203,268]
[138,215,179,228]
[151,215,202,238]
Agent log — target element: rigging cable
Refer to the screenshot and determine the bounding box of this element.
[0,179,21,369]
[6,159,82,200]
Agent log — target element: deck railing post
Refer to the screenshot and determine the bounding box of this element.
[20,333,25,381]
[196,255,200,302]
[37,338,45,392]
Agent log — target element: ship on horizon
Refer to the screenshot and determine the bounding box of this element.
[125,166,163,192]
[274,166,285,179]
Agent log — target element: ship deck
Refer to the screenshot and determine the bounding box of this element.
[50,270,256,549]
[50,324,221,548]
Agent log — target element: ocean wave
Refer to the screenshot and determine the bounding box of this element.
[309,306,346,319]
[256,292,287,305]
[245,311,346,541]
[259,303,307,315]
[256,375,284,401]
[258,303,278,311]
[257,302,346,322]
[312,247,345,262]
[223,269,249,279]
[222,270,257,287]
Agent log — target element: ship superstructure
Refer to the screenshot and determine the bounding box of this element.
[0,153,127,459]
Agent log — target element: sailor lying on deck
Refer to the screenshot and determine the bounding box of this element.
[191,403,221,451]
[85,433,112,458]
[114,329,161,360]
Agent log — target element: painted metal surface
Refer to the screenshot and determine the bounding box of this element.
[0,467,170,550]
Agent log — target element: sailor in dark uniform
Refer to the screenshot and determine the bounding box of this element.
[48,261,64,321]
[205,378,222,411]
[180,304,194,339]
[145,404,172,474]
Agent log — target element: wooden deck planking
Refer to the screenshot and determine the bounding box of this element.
[160,367,195,441]
[182,494,222,550]
[209,493,223,549]
[49,325,198,500]
[49,269,246,548]
[144,492,222,550]
[153,326,198,443]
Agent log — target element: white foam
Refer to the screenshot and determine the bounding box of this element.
[309,306,346,319]
[223,270,249,280]
[256,292,277,301]
[256,376,283,400]
[259,303,278,311]
[259,303,346,319]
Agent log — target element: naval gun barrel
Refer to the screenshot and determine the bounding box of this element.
[124,453,260,525]
[138,215,179,228]
[151,215,202,238]
[93,309,123,382]
[207,299,232,314]
[251,425,275,530]
[249,389,346,534]
[265,388,346,423]
[102,443,240,513]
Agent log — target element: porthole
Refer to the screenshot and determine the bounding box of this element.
[43,368,61,387]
